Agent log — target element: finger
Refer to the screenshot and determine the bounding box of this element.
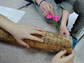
[60,31,64,35]
[61,50,74,62]
[17,39,29,48]
[32,30,45,36]
[27,35,43,42]
[65,32,70,37]
[42,6,49,16]
[30,26,45,31]
[50,11,55,17]
[49,4,55,16]
[63,32,70,37]
[46,5,51,15]
[33,27,45,32]
[53,50,66,59]
[43,13,46,17]
[47,5,51,12]
[41,8,48,17]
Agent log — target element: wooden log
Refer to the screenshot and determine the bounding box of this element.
[0,28,72,53]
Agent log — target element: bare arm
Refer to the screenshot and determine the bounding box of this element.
[61,10,69,26]
[36,0,54,17]
[60,10,70,36]
[0,14,16,32]
[0,14,45,48]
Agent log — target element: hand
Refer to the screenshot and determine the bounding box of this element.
[60,25,70,37]
[9,24,45,48]
[40,1,54,17]
[52,50,74,63]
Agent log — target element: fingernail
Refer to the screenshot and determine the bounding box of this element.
[42,29,45,31]
[43,34,45,36]
[40,40,43,42]
[64,50,66,53]
[26,46,29,49]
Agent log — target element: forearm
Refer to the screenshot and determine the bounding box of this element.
[61,9,70,27]
[0,14,16,32]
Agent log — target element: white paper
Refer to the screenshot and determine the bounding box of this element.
[0,6,25,23]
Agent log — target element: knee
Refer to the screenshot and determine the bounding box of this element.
[74,0,84,15]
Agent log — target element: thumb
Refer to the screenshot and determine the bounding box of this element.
[53,50,66,60]
[61,50,74,62]
[17,39,29,48]
[65,32,70,37]
[60,31,64,36]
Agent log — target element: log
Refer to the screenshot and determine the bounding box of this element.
[0,28,72,53]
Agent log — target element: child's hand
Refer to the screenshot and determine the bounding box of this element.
[52,50,74,63]
[40,1,54,17]
[60,25,70,37]
[9,24,45,48]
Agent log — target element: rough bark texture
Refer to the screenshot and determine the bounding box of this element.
[0,28,72,53]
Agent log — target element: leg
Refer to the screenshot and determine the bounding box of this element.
[71,0,84,37]
[71,14,84,37]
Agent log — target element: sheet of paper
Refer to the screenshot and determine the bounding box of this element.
[0,6,25,23]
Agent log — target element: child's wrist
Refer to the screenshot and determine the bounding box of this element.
[36,0,46,5]
[36,0,41,5]
[39,0,46,5]
[60,24,66,28]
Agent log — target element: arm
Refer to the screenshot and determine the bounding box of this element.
[61,10,69,27]
[0,14,17,33]
[0,14,45,48]
[60,9,70,37]
[60,0,76,37]
[35,0,55,17]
